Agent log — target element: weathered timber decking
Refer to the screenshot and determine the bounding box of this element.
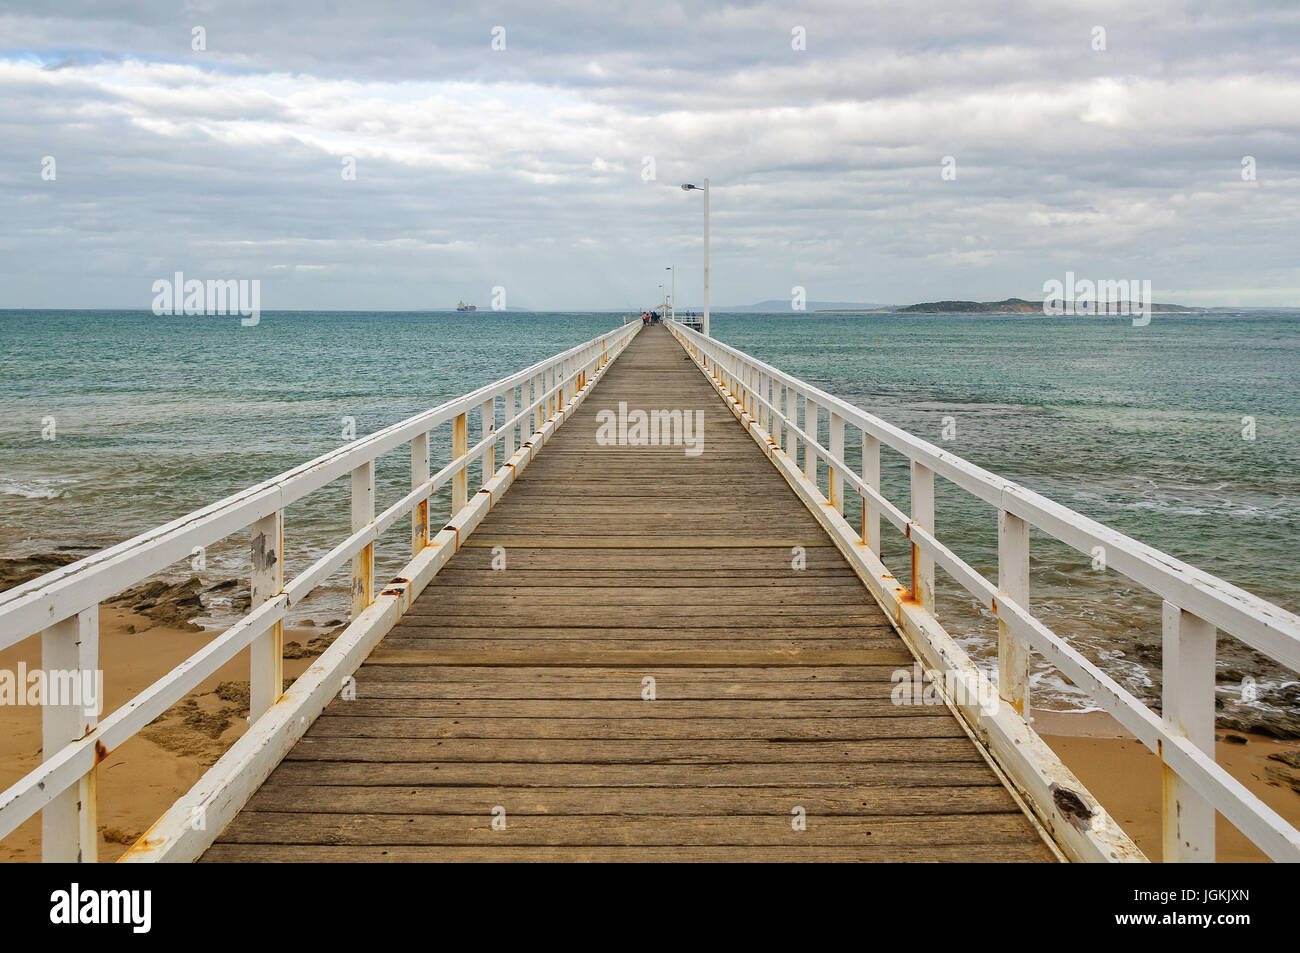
[204,325,1057,862]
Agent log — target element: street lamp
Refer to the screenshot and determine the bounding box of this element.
[665,265,675,323]
[680,179,709,336]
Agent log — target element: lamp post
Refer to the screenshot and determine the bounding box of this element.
[680,179,709,336]
[666,265,675,323]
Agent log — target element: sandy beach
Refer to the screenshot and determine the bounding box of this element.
[1037,710,1300,862]
[1,605,1295,863]
[0,606,330,863]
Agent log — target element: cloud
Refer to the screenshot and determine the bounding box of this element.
[1,0,1298,308]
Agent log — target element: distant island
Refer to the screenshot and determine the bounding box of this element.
[818,297,1202,314]
[722,296,1206,314]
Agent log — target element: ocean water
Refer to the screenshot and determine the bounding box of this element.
[1,309,1297,718]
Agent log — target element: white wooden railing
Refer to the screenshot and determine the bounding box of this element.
[667,319,1300,863]
[0,321,639,862]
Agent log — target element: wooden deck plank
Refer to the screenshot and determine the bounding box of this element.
[348,677,915,697]
[205,325,1055,863]
[244,785,1021,816]
[306,699,950,718]
[377,640,905,653]
[260,761,1009,788]
[377,626,895,639]
[299,716,965,740]
[361,649,918,666]
[202,843,1050,863]
[214,812,1041,847]
[278,737,987,764]
[350,665,915,682]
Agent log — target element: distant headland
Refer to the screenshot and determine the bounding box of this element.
[815,297,1203,314]
[721,297,1207,314]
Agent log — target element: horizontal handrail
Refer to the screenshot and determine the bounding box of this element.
[667,318,1300,862]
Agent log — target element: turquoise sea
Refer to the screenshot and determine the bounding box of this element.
[1,309,1297,719]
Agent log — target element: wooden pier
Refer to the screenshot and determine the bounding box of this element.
[5,319,1298,864]
[202,327,1055,861]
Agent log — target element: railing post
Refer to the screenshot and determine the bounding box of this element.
[411,432,430,556]
[250,510,284,720]
[41,608,98,862]
[909,461,935,613]
[351,461,374,619]
[828,412,845,513]
[862,432,880,552]
[1162,602,1216,862]
[998,510,1030,716]
[503,387,516,460]
[452,412,468,513]
[533,374,543,433]
[480,397,496,486]
[804,397,819,487]
[767,375,774,435]
[771,382,782,447]
[785,385,797,456]
[767,376,775,437]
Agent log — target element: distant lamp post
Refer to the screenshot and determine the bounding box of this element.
[680,179,709,336]
[666,265,675,323]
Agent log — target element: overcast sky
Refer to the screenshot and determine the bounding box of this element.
[2,0,1298,310]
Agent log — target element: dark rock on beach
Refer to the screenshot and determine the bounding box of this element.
[110,577,206,632]
[283,635,336,660]
[204,579,252,613]
[0,552,82,592]
[1266,750,1300,794]
[1217,708,1300,741]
